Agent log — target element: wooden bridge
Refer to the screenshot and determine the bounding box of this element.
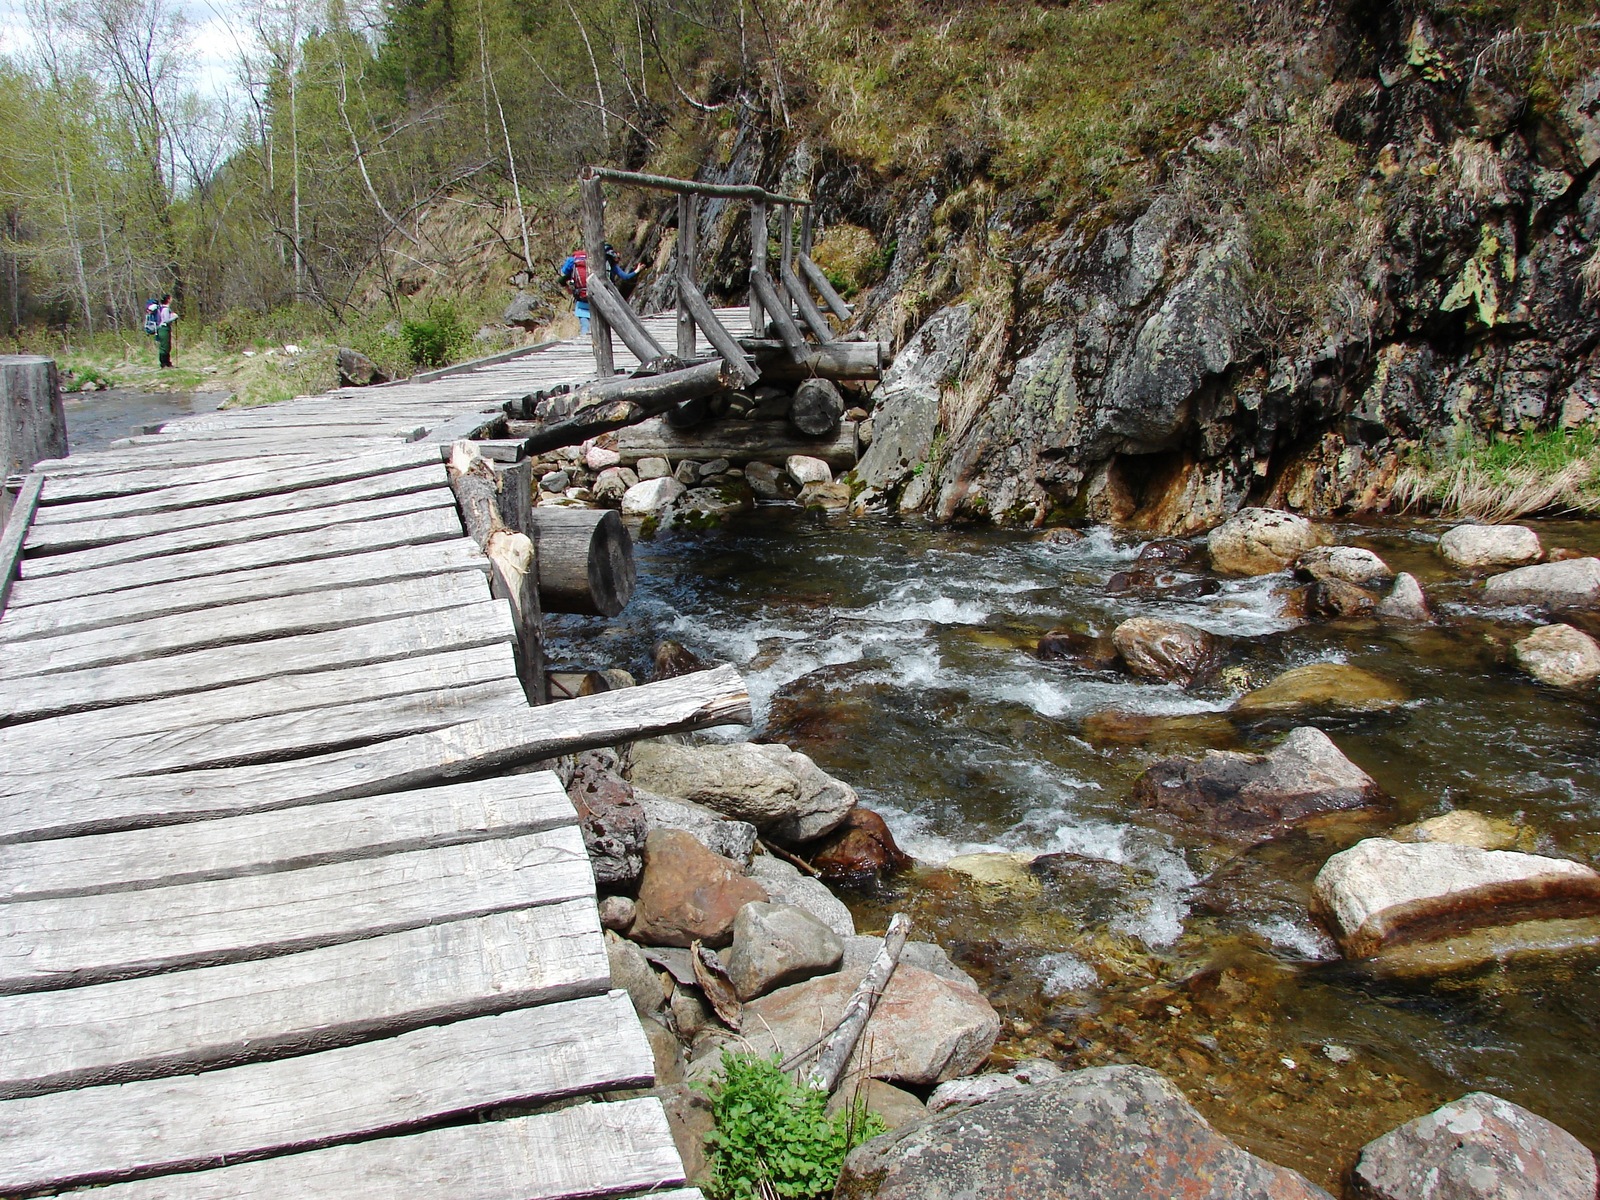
[0,308,784,1198]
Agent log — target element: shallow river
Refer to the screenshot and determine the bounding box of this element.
[548,507,1600,1189]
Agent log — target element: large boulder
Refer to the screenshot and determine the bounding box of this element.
[834,1064,1332,1200]
[1352,1091,1597,1200]
[725,901,843,1001]
[840,935,975,987]
[1110,617,1218,687]
[739,962,999,1088]
[1131,726,1386,844]
[1512,623,1600,688]
[1295,545,1392,585]
[629,829,770,948]
[746,853,855,937]
[1207,508,1324,575]
[1439,524,1542,570]
[501,291,551,331]
[1484,557,1600,607]
[629,740,857,843]
[1232,662,1408,717]
[1312,837,1600,967]
[785,455,832,488]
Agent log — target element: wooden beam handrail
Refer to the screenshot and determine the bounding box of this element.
[583,166,810,207]
[678,281,760,386]
[797,252,853,321]
[780,259,835,344]
[748,272,808,362]
[585,279,667,364]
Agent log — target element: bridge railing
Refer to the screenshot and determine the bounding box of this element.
[577,166,853,385]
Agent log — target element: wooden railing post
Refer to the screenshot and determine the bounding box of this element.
[579,171,614,379]
[2,356,66,529]
[677,193,697,359]
[800,207,814,259]
[748,197,767,337]
[779,203,794,315]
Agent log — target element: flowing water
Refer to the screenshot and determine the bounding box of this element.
[60,388,221,453]
[548,507,1600,1189]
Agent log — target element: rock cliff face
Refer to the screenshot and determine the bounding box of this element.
[834,8,1600,530]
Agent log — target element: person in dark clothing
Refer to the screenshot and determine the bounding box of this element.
[559,244,641,334]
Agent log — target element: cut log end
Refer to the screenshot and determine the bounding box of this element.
[789,378,844,439]
[529,507,636,617]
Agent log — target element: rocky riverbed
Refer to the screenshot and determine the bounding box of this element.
[541,486,1600,1195]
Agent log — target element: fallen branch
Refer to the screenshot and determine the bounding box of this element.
[800,912,911,1094]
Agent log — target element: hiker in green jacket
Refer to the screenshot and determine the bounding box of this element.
[152,295,177,368]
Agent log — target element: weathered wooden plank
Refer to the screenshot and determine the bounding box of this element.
[0,537,487,638]
[47,438,401,472]
[83,1098,686,1200]
[22,488,454,578]
[0,472,42,616]
[1,572,492,679]
[0,900,604,1099]
[0,663,750,842]
[25,463,448,552]
[5,678,524,779]
[0,825,592,993]
[0,643,517,755]
[33,443,439,517]
[0,992,654,1194]
[7,506,465,607]
[0,772,571,902]
[0,597,514,723]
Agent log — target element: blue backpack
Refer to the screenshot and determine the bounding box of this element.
[143,300,160,335]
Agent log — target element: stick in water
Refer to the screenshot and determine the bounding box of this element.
[805,912,912,1094]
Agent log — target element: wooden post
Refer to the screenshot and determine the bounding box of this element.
[677,193,698,360]
[748,198,767,337]
[781,259,834,343]
[800,207,814,258]
[586,280,666,364]
[679,280,759,385]
[2,356,66,529]
[580,172,614,379]
[779,204,794,312]
[749,272,807,362]
[527,508,635,617]
[798,253,853,321]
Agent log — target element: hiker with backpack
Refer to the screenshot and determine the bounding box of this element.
[558,244,640,335]
[144,294,177,368]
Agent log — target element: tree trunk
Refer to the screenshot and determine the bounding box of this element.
[614,417,858,470]
[507,360,738,454]
[746,340,884,382]
[527,507,635,617]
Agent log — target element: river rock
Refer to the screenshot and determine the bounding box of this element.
[651,1083,714,1185]
[584,441,621,471]
[1484,557,1600,606]
[1352,1091,1597,1200]
[805,807,914,885]
[1312,837,1600,963]
[621,475,686,516]
[630,829,770,948]
[598,895,636,932]
[677,486,749,524]
[1080,709,1238,746]
[1136,538,1199,564]
[673,459,700,486]
[651,638,708,681]
[336,347,388,386]
[840,935,974,987]
[946,852,1041,894]
[747,854,856,937]
[1232,662,1408,716]
[726,901,844,1000]
[1111,617,1218,686]
[636,456,671,480]
[798,479,852,511]
[827,1079,928,1131]
[925,1062,1065,1114]
[629,739,857,843]
[1392,810,1528,852]
[1377,572,1433,621]
[632,787,757,866]
[1036,627,1118,668]
[605,929,665,1018]
[539,469,570,494]
[786,455,832,487]
[1207,508,1325,575]
[1512,623,1600,687]
[565,756,647,887]
[1296,545,1392,585]
[1303,577,1380,619]
[592,466,638,505]
[834,1064,1332,1200]
[739,962,1000,1087]
[1132,726,1386,844]
[1439,524,1543,570]
[744,461,788,500]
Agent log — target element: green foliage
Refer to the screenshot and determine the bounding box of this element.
[400,300,473,367]
[62,365,115,392]
[703,1053,885,1200]
[1396,425,1600,519]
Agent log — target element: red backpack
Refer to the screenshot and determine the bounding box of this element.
[569,251,589,301]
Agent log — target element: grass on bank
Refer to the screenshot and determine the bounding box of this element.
[1393,426,1600,521]
[16,291,552,407]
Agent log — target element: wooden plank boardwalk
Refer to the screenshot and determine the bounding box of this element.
[0,315,757,1198]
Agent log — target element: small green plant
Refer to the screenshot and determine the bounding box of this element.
[702,1052,885,1200]
[63,365,114,392]
[1393,425,1600,520]
[400,300,472,368]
